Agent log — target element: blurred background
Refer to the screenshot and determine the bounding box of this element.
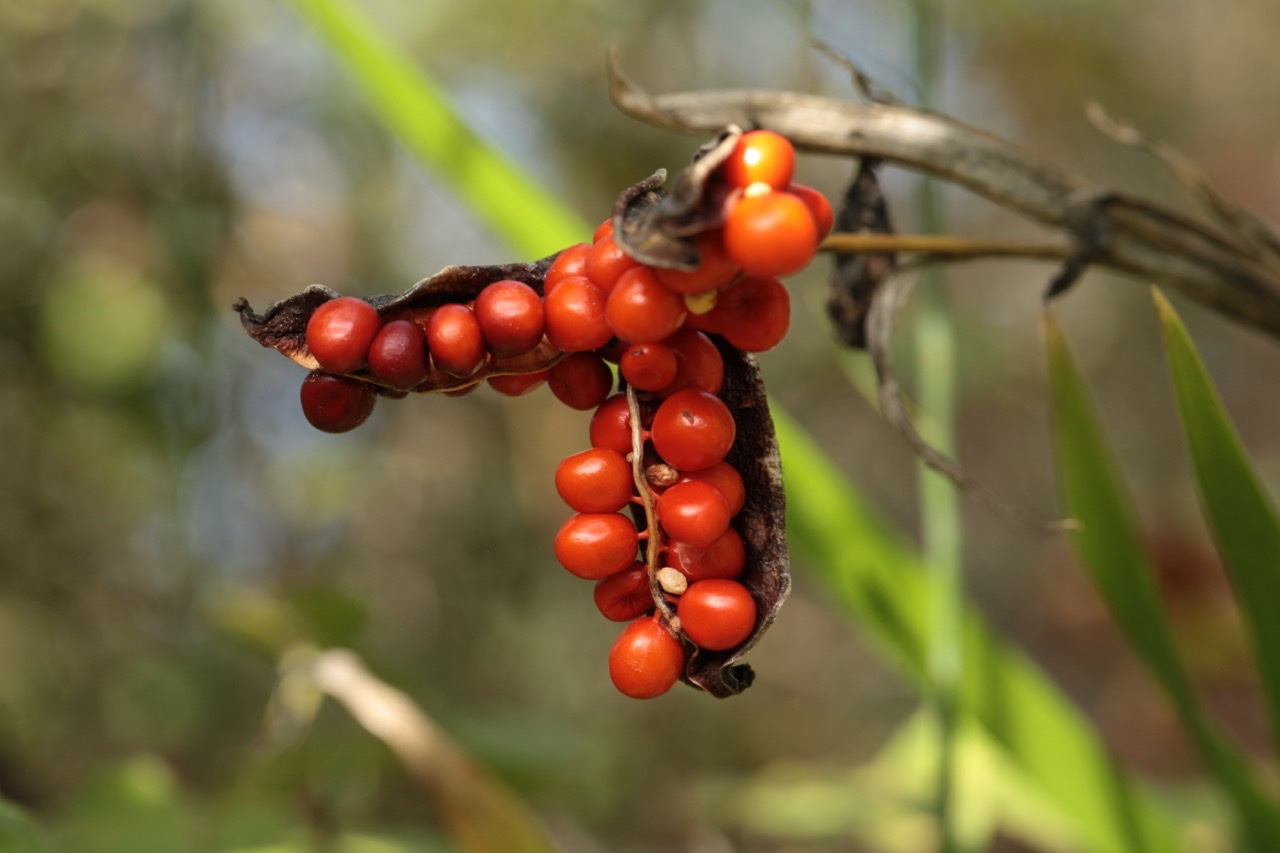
[2,0,1279,850]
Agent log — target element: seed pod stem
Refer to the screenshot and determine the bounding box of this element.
[626,385,679,630]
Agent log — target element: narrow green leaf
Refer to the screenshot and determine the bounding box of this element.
[284,0,589,259]
[0,799,52,853]
[775,409,1179,853]
[1046,316,1188,687]
[1045,314,1280,845]
[1155,289,1280,760]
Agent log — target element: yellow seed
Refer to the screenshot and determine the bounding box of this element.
[684,290,717,316]
[657,567,688,596]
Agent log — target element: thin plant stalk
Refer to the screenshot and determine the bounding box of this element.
[912,1,964,851]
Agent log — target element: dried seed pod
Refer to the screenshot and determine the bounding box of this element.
[612,126,743,270]
[678,337,789,697]
[618,338,789,697]
[233,257,563,394]
[827,158,897,349]
[235,126,793,699]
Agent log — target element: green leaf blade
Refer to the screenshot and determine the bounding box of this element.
[1155,289,1280,760]
[1045,316,1191,694]
[1046,312,1280,845]
[285,0,589,259]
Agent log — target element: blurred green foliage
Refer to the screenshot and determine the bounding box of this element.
[2,0,1280,851]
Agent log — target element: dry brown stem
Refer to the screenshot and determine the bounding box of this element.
[284,648,555,853]
[608,54,1280,340]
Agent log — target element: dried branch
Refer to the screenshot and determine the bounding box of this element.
[607,55,1280,341]
[282,648,556,853]
[1084,102,1280,268]
[627,385,678,628]
[821,233,1068,262]
[864,261,1077,532]
[807,38,904,106]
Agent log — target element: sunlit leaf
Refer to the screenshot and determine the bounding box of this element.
[50,756,190,853]
[1045,313,1280,845]
[723,710,1080,852]
[1155,289,1280,758]
[775,409,1179,853]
